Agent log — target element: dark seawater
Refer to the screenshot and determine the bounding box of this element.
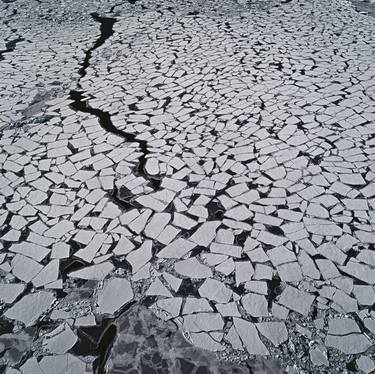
[351,0,375,16]
[105,305,281,374]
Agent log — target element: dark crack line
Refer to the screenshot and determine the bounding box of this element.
[109,0,139,14]
[77,13,117,84]
[0,4,23,61]
[69,13,159,189]
[0,36,24,61]
[69,90,149,177]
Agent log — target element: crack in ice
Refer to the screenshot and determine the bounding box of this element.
[69,12,160,193]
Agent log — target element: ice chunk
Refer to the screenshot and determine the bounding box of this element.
[183,312,224,332]
[126,240,152,273]
[256,322,288,346]
[4,291,55,326]
[199,279,232,303]
[32,259,59,288]
[233,318,269,355]
[325,334,371,354]
[278,286,315,316]
[190,221,220,246]
[69,262,114,280]
[242,293,268,317]
[190,332,225,352]
[0,283,25,304]
[96,278,133,315]
[42,323,78,354]
[11,254,43,283]
[157,238,196,259]
[174,258,212,278]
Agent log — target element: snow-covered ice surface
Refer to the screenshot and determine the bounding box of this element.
[0,0,375,372]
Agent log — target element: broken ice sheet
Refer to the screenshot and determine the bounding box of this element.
[1,0,375,371]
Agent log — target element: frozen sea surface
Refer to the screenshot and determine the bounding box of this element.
[0,0,375,373]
